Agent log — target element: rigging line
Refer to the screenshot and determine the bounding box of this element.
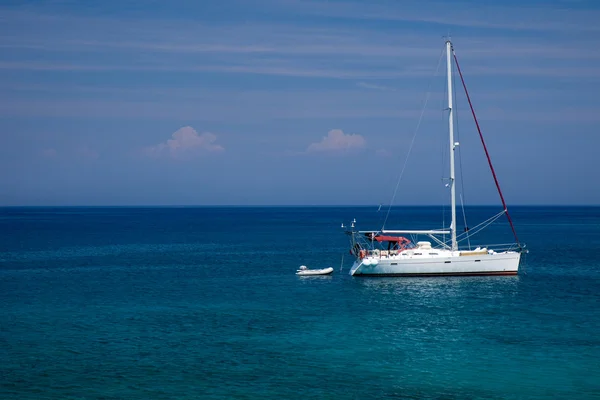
[459,194,471,249]
[382,45,446,231]
[456,217,500,243]
[456,209,505,238]
[441,58,448,243]
[452,57,469,238]
[452,50,521,246]
[428,233,450,249]
[455,210,505,242]
[452,57,471,249]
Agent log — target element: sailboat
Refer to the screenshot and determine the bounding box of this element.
[344,39,526,277]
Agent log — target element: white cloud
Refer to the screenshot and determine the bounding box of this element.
[307,129,366,152]
[144,126,224,158]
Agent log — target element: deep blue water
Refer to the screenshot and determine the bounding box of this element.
[1,206,599,399]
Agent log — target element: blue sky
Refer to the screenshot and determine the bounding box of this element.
[1,0,599,206]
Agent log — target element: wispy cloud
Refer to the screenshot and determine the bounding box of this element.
[3,59,599,79]
[356,82,396,91]
[307,129,366,153]
[278,0,600,33]
[1,7,598,83]
[39,146,98,160]
[143,126,224,158]
[2,86,598,123]
[0,61,434,79]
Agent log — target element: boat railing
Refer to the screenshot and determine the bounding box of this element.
[362,248,414,257]
[453,242,525,253]
[464,242,523,252]
[359,242,522,258]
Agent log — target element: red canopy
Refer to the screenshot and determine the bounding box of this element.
[372,235,410,243]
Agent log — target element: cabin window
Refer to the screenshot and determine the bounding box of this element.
[414,253,422,255]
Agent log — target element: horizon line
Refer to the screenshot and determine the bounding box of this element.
[1,204,599,208]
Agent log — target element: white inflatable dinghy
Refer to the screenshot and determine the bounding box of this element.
[296,265,334,276]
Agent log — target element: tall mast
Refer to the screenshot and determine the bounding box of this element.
[446,39,457,251]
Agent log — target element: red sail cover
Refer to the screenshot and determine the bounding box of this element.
[372,235,410,244]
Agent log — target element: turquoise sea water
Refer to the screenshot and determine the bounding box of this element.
[1,206,599,399]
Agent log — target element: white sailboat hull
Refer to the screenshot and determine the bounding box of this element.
[349,251,520,277]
